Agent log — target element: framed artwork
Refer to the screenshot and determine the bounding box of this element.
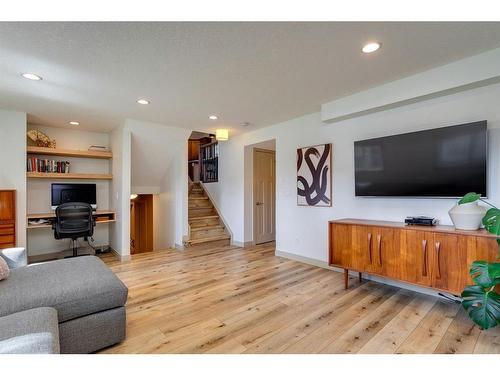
[297,143,332,207]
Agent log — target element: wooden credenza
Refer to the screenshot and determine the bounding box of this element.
[0,190,16,249]
[329,219,498,296]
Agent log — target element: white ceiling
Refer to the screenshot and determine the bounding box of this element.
[2,22,500,135]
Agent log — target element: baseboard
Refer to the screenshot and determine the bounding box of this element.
[110,247,131,261]
[275,250,449,299]
[231,240,254,248]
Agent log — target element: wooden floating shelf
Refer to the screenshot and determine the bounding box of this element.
[27,146,112,159]
[27,172,113,180]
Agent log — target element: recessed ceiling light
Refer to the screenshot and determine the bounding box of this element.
[208,115,218,120]
[362,42,381,54]
[137,99,150,105]
[240,122,251,127]
[69,121,79,126]
[21,73,42,81]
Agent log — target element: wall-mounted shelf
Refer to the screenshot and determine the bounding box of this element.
[27,172,113,180]
[27,146,112,159]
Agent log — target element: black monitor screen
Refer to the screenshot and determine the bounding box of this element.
[354,121,487,197]
[51,183,97,207]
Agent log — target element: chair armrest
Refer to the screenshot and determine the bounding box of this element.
[0,248,28,269]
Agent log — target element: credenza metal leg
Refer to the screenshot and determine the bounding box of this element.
[344,268,349,289]
[359,272,362,283]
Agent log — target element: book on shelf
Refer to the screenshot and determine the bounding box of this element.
[27,157,70,173]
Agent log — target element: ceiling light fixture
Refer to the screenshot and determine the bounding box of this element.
[208,115,218,120]
[215,129,229,141]
[130,194,138,200]
[22,73,42,81]
[362,42,381,54]
[240,122,251,127]
[137,99,150,105]
[69,121,80,126]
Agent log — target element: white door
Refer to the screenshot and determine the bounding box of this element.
[254,149,276,244]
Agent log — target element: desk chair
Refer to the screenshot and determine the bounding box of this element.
[53,202,95,257]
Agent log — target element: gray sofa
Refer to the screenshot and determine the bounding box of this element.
[0,249,128,354]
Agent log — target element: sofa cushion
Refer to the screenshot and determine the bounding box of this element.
[0,307,60,354]
[1,247,28,269]
[0,257,9,281]
[0,256,128,322]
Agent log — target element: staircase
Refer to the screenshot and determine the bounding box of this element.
[187,182,231,246]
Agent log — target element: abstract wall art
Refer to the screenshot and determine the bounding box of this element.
[297,143,332,206]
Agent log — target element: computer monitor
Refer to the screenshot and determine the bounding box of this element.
[51,183,97,210]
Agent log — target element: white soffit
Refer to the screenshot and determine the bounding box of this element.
[321,47,500,123]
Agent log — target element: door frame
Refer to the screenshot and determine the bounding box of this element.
[253,148,276,244]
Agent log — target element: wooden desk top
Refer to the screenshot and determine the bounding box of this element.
[27,210,115,219]
[329,218,498,238]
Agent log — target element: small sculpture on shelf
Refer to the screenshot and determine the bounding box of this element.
[26,129,56,148]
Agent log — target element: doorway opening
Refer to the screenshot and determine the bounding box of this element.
[251,140,276,245]
[188,131,216,183]
[130,194,154,254]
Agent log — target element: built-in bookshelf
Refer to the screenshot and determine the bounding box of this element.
[27,146,112,159]
[27,172,113,180]
[200,141,219,183]
[26,146,113,180]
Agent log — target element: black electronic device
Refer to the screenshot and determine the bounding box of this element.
[51,183,97,210]
[354,121,487,197]
[404,216,438,226]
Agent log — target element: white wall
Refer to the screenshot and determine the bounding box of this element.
[126,119,191,249]
[0,109,27,247]
[206,81,500,264]
[109,124,131,258]
[26,124,111,256]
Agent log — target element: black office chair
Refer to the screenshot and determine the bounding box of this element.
[53,202,95,257]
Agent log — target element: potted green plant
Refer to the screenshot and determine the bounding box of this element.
[458,192,500,330]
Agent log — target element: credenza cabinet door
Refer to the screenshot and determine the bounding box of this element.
[351,225,374,272]
[0,190,15,249]
[430,234,465,295]
[329,224,353,268]
[402,230,433,288]
[376,228,400,279]
[0,191,15,222]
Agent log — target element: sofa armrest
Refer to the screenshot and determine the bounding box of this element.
[0,248,27,269]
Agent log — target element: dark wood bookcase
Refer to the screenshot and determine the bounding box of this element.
[200,141,219,183]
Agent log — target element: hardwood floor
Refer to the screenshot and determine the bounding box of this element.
[99,242,500,354]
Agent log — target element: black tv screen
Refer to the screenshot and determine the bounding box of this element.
[354,121,487,197]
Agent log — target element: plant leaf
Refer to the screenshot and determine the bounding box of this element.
[470,261,500,288]
[459,192,481,205]
[462,285,500,330]
[482,208,500,236]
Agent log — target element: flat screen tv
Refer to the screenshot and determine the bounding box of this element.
[51,183,97,209]
[354,121,487,198]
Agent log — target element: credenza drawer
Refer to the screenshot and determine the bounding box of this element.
[0,234,15,244]
[0,224,14,235]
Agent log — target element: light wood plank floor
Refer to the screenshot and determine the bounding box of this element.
[99,242,500,354]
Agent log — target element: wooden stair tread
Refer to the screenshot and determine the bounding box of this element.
[189,196,208,200]
[187,233,230,244]
[188,215,219,221]
[190,225,224,232]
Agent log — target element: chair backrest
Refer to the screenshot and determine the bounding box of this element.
[54,202,95,240]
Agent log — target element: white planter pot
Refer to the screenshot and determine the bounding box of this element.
[448,202,487,230]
